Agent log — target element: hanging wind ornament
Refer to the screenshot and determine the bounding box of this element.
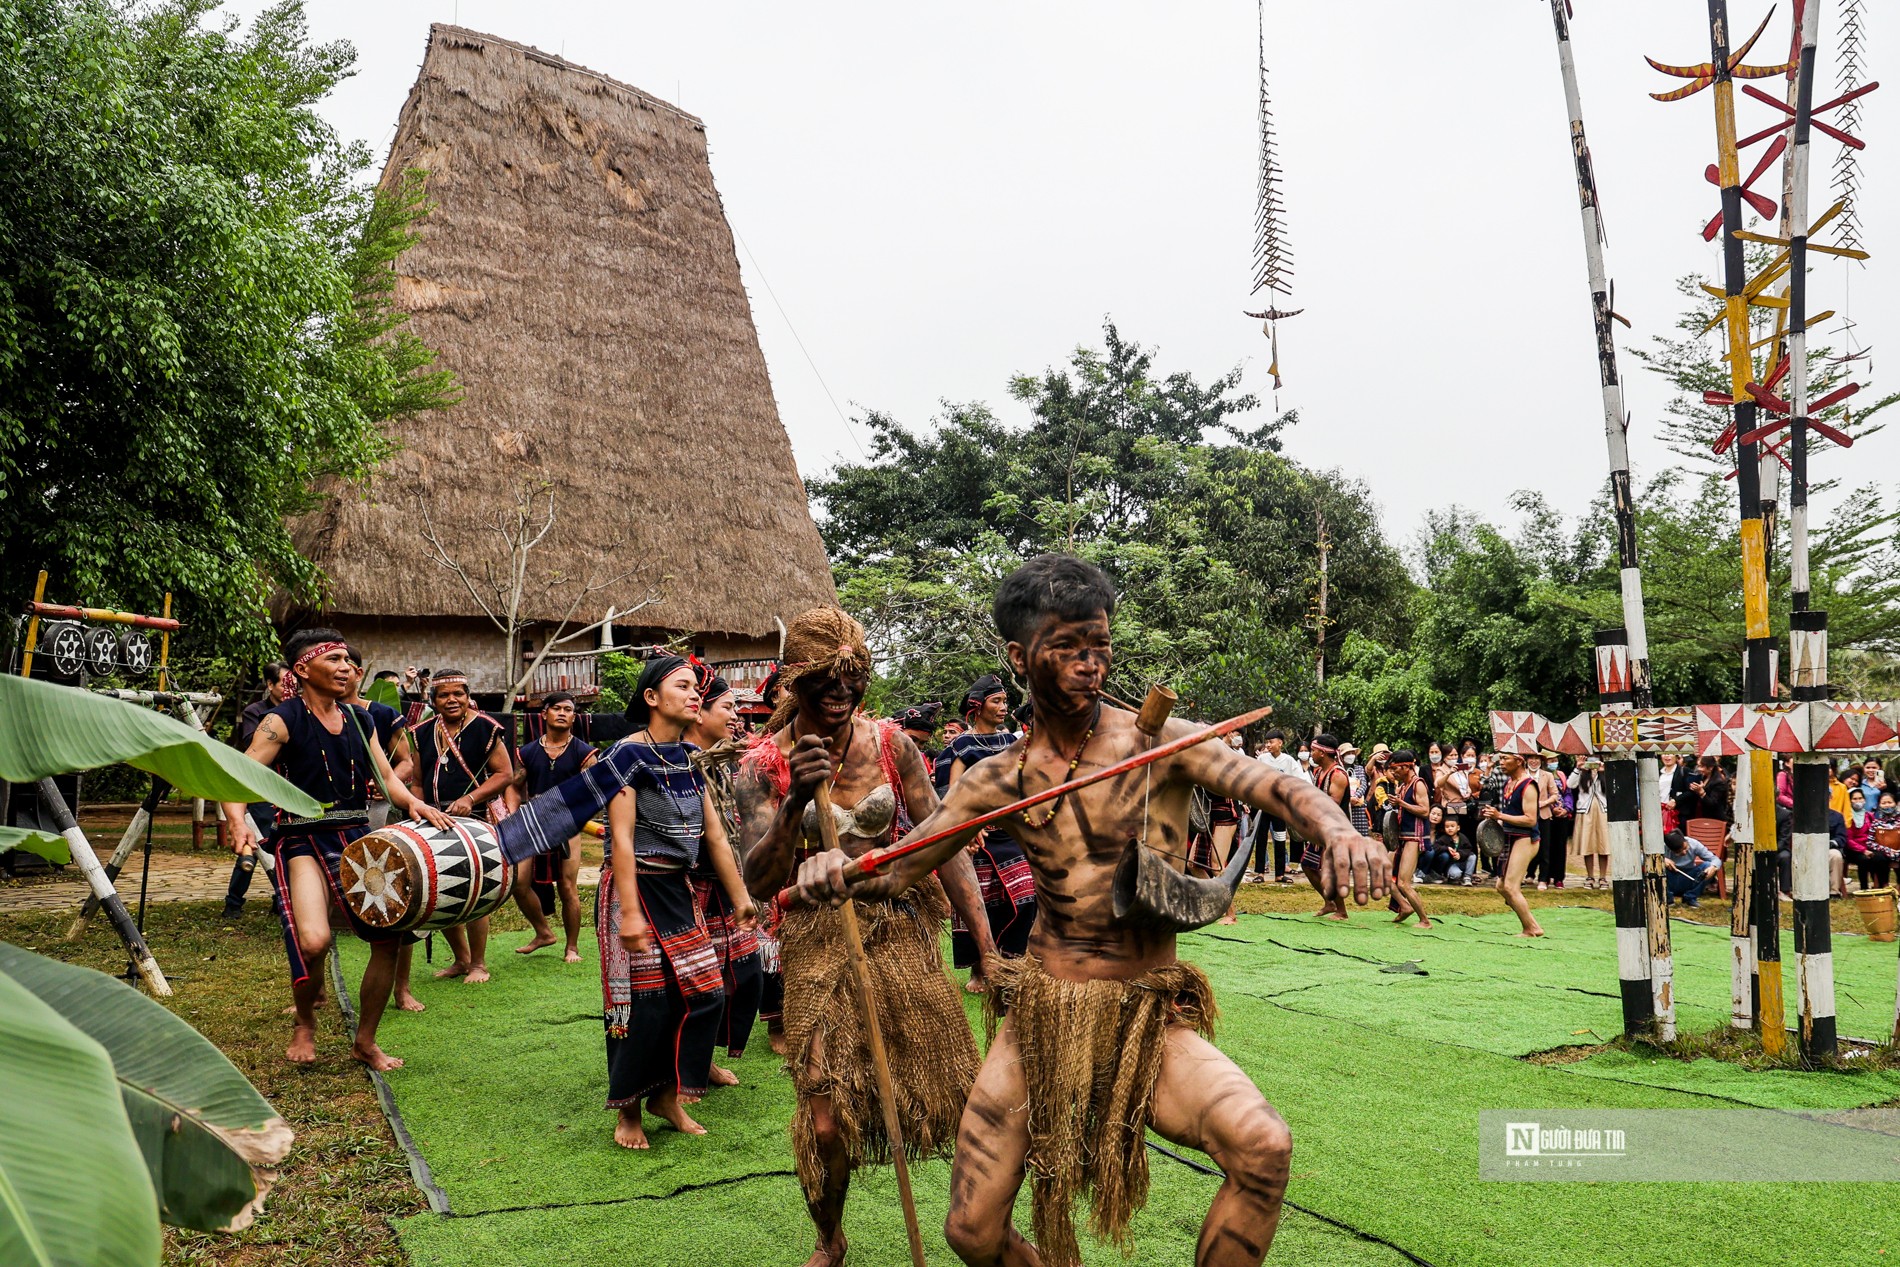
[1243,0,1300,391]
[1829,0,1871,254]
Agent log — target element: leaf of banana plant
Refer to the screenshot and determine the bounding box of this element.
[0,675,319,817]
[0,944,294,1233]
[0,826,71,865]
[0,964,161,1267]
[364,677,402,708]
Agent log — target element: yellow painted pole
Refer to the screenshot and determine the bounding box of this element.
[20,570,48,678]
[157,593,172,694]
[1706,0,1785,1057]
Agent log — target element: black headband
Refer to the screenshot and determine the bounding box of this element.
[626,655,690,729]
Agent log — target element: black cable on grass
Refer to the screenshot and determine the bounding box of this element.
[329,953,454,1215]
[1144,1141,1438,1267]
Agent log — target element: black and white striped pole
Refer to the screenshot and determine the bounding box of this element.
[1788,610,1836,1057]
[1549,0,1672,1039]
[1594,629,1664,1036]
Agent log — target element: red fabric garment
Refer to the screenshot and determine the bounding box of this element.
[739,717,909,843]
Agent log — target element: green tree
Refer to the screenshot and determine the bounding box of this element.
[810,324,1400,732]
[0,0,455,668]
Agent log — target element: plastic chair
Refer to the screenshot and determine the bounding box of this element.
[1684,816,1729,899]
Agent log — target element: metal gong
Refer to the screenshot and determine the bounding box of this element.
[41,622,85,678]
[118,628,153,675]
[83,625,118,676]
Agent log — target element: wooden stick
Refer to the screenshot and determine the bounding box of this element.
[812,783,927,1267]
[777,702,1273,909]
[21,569,47,679]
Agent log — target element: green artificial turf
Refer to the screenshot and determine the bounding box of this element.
[340,906,1900,1267]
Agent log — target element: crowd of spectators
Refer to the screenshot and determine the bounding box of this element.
[1211,734,1900,906]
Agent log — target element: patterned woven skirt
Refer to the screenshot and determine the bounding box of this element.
[596,864,724,1106]
[952,832,1038,965]
[692,875,764,1057]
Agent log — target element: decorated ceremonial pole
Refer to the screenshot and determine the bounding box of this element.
[1648,1,1789,1050]
[1546,0,1672,1040]
[1779,0,1838,1060]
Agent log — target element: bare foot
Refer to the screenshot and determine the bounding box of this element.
[433,961,470,980]
[351,1040,404,1071]
[1513,927,1547,938]
[564,947,582,963]
[646,1091,706,1135]
[769,1028,790,1057]
[709,1063,740,1088]
[516,932,558,955]
[964,975,989,996]
[1414,919,1434,930]
[286,1023,318,1065]
[1217,912,1239,925]
[395,991,426,1013]
[614,1107,649,1150]
[463,965,491,985]
[282,995,326,1016]
[800,1235,847,1267]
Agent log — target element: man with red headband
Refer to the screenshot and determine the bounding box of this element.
[221,628,455,1069]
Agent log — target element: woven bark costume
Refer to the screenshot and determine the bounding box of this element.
[743,713,978,1200]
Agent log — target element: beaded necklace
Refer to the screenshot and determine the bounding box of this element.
[299,692,359,807]
[1014,701,1100,828]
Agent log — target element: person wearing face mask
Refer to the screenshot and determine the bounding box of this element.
[1339,743,1371,835]
[1844,786,1878,892]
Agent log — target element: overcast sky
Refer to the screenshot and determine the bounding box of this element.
[232,0,1895,551]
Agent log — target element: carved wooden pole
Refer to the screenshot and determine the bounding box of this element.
[1548,0,1671,1038]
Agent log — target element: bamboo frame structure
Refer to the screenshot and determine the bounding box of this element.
[1545,0,1673,1040]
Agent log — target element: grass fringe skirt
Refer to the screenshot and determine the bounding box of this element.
[779,878,979,1202]
[988,954,1217,1267]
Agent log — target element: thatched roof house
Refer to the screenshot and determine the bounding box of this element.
[290,25,835,695]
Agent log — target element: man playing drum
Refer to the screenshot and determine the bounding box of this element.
[793,556,1388,1267]
[222,628,456,1070]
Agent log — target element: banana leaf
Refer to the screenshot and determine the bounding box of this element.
[0,826,70,865]
[0,944,293,1233]
[0,962,162,1267]
[0,674,319,817]
[364,677,402,708]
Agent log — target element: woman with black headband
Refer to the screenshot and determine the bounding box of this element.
[598,655,756,1149]
[683,663,766,1087]
[942,672,1038,985]
[736,607,993,1267]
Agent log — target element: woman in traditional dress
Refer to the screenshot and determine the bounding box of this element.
[683,665,764,1087]
[599,656,756,1149]
[736,608,992,1267]
[943,673,1030,989]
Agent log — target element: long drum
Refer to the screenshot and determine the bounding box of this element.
[340,817,514,933]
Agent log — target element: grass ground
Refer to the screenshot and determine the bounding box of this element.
[6,878,1898,1265]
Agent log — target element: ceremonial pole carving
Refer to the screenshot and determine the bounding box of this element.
[1544,0,1671,1040]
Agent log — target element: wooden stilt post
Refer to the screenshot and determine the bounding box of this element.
[39,778,170,995]
[811,783,926,1267]
[1547,0,1672,1040]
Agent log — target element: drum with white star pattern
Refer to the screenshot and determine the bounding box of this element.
[339,817,514,933]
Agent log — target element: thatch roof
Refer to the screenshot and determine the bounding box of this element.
[292,25,836,638]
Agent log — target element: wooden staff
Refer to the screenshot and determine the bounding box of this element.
[811,781,927,1267]
[777,702,1272,909]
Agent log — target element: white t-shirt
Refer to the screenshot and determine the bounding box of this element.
[1257,750,1303,779]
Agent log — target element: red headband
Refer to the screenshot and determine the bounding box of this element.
[292,641,348,672]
